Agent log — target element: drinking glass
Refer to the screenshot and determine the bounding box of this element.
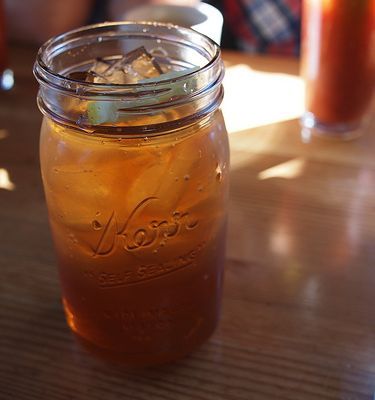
[301,0,375,140]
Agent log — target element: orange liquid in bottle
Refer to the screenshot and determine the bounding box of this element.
[302,0,375,125]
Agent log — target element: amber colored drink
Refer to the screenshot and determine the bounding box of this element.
[35,22,229,365]
[40,111,228,365]
[301,0,375,138]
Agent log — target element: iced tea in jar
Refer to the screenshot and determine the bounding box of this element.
[34,22,229,365]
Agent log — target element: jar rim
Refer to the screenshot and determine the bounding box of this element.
[34,21,224,134]
[34,21,221,97]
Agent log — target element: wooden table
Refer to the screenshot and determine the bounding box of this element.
[1,45,375,400]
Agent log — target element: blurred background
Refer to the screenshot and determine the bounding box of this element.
[3,0,301,56]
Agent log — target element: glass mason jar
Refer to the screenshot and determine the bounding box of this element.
[34,22,229,365]
[301,0,375,140]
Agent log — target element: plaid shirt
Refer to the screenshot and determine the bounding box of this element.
[224,0,301,55]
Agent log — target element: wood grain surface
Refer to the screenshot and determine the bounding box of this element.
[1,46,375,400]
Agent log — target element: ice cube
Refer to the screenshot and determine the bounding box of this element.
[82,46,196,124]
[90,59,111,74]
[88,47,163,85]
[88,59,112,84]
[124,46,163,79]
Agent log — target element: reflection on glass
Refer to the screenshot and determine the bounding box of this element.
[1,69,14,90]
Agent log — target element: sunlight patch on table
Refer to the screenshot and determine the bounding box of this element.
[270,223,293,257]
[258,157,306,180]
[346,168,373,255]
[222,64,304,134]
[0,168,16,191]
[303,277,319,306]
[0,129,9,140]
